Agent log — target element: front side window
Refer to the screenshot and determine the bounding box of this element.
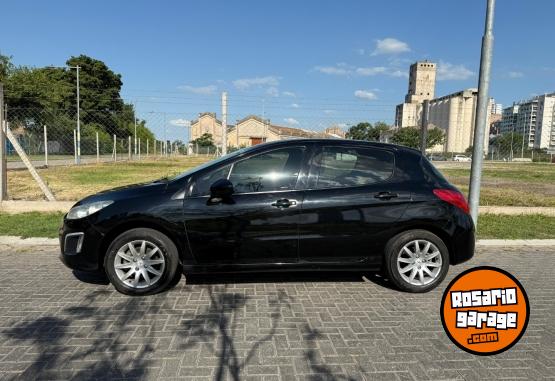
[191,164,232,196]
[313,146,394,189]
[228,147,304,193]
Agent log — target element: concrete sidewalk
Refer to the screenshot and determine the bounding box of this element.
[2,200,555,216]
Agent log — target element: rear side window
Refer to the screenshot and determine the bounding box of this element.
[228,147,305,193]
[313,146,394,189]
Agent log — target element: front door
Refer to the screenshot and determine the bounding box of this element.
[183,146,307,264]
[298,145,411,265]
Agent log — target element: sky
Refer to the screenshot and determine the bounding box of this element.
[3,0,555,141]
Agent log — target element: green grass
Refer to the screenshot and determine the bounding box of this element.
[8,156,211,200]
[477,214,555,239]
[1,212,554,240]
[0,212,64,238]
[437,162,555,207]
[6,158,555,207]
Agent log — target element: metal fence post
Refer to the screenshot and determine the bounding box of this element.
[138,138,141,160]
[128,136,131,160]
[147,139,149,157]
[0,83,7,201]
[43,125,48,166]
[113,134,117,162]
[73,129,77,164]
[96,131,99,163]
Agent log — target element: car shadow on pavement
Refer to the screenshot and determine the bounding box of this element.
[184,270,398,291]
[2,284,367,380]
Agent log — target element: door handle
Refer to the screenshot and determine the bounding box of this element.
[374,191,398,200]
[271,199,297,208]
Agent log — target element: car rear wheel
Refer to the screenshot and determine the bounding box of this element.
[384,230,449,293]
[104,228,179,296]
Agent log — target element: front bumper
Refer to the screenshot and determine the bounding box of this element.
[59,216,105,273]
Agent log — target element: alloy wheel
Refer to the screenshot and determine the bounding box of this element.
[113,240,166,289]
[396,239,442,286]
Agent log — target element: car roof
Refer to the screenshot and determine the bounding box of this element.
[248,138,422,155]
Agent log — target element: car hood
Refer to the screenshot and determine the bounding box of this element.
[73,179,168,207]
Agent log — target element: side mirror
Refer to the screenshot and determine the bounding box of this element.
[209,178,234,202]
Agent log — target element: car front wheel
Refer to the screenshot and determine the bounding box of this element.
[384,230,449,293]
[104,228,180,296]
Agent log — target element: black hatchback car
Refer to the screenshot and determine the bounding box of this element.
[60,139,474,295]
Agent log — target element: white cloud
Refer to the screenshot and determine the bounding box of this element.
[282,91,296,97]
[178,85,217,95]
[266,86,279,97]
[291,103,300,108]
[283,117,300,126]
[337,123,348,129]
[371,38,410,56]
[355,66,388,76]
[354,90,378,100]
[315,63,407,78]
[437,61,474,80]
[390,70,408,78]
[508,71,524,78]
[314,64,352,75]
[169,118,191,127]
[323,109,335,115]
[232,76,279,90]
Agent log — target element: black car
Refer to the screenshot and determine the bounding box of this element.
[60,139,474,295]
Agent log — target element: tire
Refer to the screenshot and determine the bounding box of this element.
[384,229,449,293]
[104,228,180,296]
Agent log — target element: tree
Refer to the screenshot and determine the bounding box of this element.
[391,127,445,149]
[191,133,215,147]
[0,53,15,82]
[2,53,155,144]
[346,121,391,141]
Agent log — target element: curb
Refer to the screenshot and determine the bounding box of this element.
[0,201,75,214]
[0,236,554,248]
[0,236,59,246]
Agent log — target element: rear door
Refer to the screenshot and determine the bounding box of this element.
[298,144,411,265]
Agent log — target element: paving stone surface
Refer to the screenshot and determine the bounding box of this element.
[0,245,553,380]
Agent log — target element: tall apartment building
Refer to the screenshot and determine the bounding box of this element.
[499,94,555,149]
[395,61,436,127]
[427,89,490,154]
[500,105,519,135]
[488,98,503,115]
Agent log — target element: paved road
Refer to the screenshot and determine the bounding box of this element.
[0,245,553,380]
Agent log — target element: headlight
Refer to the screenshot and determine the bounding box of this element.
[67,201,114,220]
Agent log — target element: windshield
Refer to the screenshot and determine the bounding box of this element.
[169,146,255,182]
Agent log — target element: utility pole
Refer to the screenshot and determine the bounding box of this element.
[0,83,7,201]
[468,0,495,226]
[221,92,228,156]
[420,100,429,155]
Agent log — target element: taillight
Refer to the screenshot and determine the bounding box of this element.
[433,189,470,214]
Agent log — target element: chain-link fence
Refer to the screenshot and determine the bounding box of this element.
[4,107,199,168]
[2,91,554,203]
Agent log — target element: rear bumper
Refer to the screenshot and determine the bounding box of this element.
[59,216,105,273]
[449,213,475,265]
